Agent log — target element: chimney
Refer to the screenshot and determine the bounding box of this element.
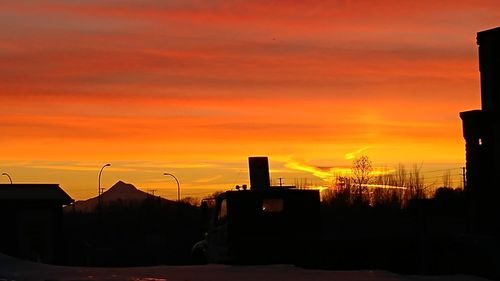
[477,27,500,114]
[248,157,270,190]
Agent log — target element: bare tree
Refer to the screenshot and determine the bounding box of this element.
[396,164,407,189]
[352,156,373,205]
[409,164,425,199]
[442,170,452,188]
[181,196,201,206]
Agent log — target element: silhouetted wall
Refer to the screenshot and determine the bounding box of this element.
[460,27,500,235]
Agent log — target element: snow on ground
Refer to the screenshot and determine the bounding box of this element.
[0,254,491,281]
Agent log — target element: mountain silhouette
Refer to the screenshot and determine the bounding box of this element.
[66,181,175,212]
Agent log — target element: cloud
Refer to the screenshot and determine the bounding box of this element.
[345,146,370,160]
[193,175,223,183]
[285,159,395,182]
[164,163,216,169]
[285,159,351,182]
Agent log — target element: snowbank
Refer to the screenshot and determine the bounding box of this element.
[0,253,490,281]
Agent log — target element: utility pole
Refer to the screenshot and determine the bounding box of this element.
[461,166,467,190]
[164,173,180,202]
[98,163,111,208]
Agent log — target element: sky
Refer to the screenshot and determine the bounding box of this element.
[0,1,499,200]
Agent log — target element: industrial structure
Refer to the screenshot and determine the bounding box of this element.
[460,26,500,234]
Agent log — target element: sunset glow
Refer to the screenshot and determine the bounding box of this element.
[1,1,498,200]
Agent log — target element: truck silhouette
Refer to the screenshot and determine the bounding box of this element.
[192,157,320,264]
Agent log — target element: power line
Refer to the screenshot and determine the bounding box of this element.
[418,167,462,173]
[420,174,462,180]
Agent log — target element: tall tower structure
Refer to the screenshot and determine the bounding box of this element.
[460,27,500,234]
[248,157,271,190]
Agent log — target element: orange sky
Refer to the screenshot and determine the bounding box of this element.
[1,1,499,200]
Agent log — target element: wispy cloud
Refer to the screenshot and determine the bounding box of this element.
[285,159,395,182]
[285,159,351,182]
[344,146,370,160]
[26,164,135,172]
[2,160,216,173]
[164,163,217,169]
[193,175,223,183]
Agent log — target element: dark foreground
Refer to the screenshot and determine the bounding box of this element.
[0,253,490,281]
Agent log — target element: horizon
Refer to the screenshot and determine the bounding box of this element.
[0,159,465,201]
[1,1,499,200]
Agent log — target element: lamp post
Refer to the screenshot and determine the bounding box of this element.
[98,163,111,206]
[163,173,180,202]
[1,173,12,184]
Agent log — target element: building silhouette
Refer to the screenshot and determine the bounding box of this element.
[0,184,73,263]
[460,26,500,234]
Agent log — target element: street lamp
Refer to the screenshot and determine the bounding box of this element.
[1,173,12,184]
[98,163,111,206]
[164,173,180,202]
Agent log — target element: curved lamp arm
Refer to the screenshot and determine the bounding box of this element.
[1,173,12,184]
[98,164,111,205]
[164,173,180,202]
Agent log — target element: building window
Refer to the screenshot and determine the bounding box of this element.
[217,199,227,223]
[262,198,284,213]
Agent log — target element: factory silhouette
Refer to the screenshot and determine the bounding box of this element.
[461,26,500,236]
[1,26,500,279]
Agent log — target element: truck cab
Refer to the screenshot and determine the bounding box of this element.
[192,157,320,264]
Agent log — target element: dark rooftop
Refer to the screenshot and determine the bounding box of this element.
[0,184,73,204]
[477,26,500,45]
